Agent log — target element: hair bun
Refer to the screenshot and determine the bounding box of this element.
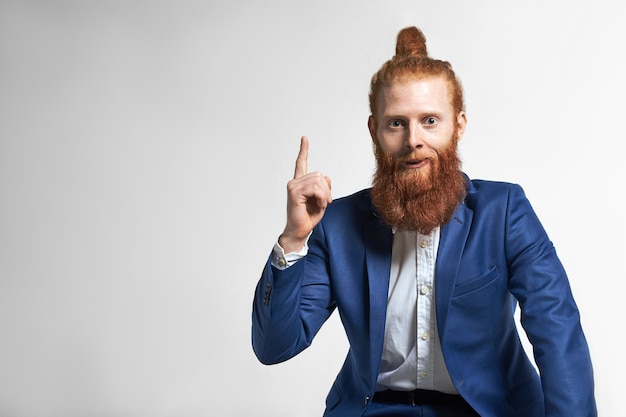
[395,26,428,58]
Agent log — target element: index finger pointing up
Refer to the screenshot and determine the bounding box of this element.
[294,136,309,179]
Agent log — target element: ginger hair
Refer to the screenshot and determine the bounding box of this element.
[369,27,465,124]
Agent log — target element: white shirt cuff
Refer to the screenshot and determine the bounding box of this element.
[271,238,309,270]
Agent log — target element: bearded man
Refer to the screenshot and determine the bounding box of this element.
[252,26,596,417]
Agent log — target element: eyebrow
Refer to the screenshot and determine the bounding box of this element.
[381,110,444,119]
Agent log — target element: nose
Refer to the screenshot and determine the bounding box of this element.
[405,123,425,149]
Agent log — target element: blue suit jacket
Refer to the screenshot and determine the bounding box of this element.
[252,179,596,417]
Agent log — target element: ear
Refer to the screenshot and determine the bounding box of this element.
[455,111,467,142]
[368,115,378,145]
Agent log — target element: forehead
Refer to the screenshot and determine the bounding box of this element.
[378,77,453,116]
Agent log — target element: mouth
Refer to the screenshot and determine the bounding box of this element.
[403,157,430,170]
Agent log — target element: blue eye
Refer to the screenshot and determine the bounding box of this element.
[389,120,403,128]
[425,117,437,125]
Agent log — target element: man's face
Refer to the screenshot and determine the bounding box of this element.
[369,77,466,187]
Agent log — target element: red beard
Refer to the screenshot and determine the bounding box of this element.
[371,142,467,233]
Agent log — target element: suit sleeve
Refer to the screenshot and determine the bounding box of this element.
[505,184,597,416]
[251,225,335,365]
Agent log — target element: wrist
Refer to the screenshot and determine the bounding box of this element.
[278,234,308,254]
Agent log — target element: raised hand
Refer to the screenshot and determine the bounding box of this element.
[279,136,332,253]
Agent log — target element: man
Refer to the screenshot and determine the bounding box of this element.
[252,26,596,417]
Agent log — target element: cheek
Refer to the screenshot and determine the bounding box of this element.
[424,130,455,150]
[376,131,403,154]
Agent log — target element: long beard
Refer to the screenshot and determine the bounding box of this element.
[371,142,467,233]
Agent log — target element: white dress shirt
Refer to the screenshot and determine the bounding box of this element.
[375,227,457,393]
[271,227,457,394]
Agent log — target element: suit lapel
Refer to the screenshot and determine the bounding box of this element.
[435,202,473,338]
[364,211,393,385]
[360,189,474,386]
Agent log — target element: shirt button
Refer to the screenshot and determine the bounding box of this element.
[421,332,430,341]
[421,371,430,379]
[420,240,428,248]
[420,285,429,295]
[277,257,287,267]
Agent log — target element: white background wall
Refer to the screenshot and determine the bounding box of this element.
[1,1,623,416]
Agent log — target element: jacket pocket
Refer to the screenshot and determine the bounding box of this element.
[506,375,543,411]
[452,267,499,297]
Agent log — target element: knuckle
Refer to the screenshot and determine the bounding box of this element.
[286,179,298,192]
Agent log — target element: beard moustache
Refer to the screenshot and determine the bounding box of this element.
[371,141,467,234]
